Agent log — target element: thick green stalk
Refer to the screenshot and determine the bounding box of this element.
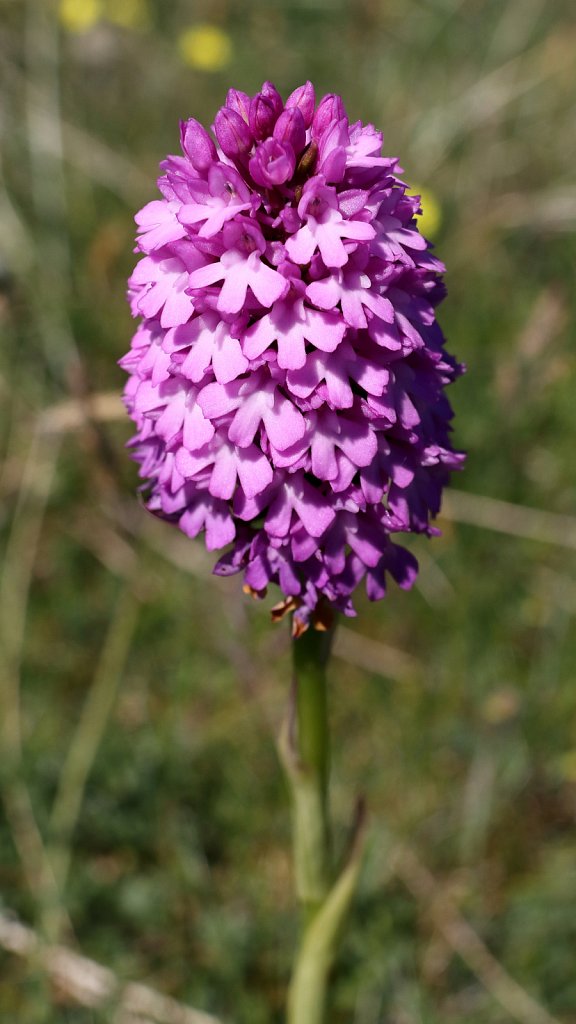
[279,621,367,1024]
[291,626,333,917]
[287,803,366,1024]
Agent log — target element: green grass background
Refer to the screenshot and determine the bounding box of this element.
[1,0,576,1021]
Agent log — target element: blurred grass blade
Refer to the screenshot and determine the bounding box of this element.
[49,582,140,890]
[0,428,71,942]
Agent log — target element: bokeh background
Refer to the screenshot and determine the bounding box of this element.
[1,1,575,1021]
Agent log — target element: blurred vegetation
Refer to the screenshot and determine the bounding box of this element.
[1,0,576,1021]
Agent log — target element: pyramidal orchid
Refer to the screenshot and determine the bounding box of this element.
[121,82,466,1024]
[121,82,464,636]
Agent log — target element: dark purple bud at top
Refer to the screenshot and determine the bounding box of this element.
[273,107,306,156]
[260,81,284,119]
[312,93,346,138]
[286,81,315,129]
[225,88,251,123]
[214,107,253,158]
[180,118,218,172]
[249,94,279,141]
[249,139,295,187]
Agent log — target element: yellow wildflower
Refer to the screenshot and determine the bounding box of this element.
[556,750,576,784]
[59,0,102,33]
[178,24,232,72]
[410,184,442,239]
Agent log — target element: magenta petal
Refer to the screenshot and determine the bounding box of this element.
[266,488,293,537]
[246,256,289,308]
[286,361,321,399]
[236,446,273,498]
[155,398,184,442]
[340,219,376,243]
[210,447,238,499]
[340,288,367,328]
[315,223,348,269]
[183,402,215,450]
[175,445,213,479]
[364,291,394,323]
[228,394,266,448]
[305,308,346,352]
[243,315,276,360]
[285,224,316,266]
[205,506,236,549]
[324,362,353,408]
[217,265,249,315]
[179,503,207,540]
[311,432,338,480]
[198,381,240,419]
[286,81,315,128]
[306,276,341,310]
[366,569,386,601]
[294,488,335,538]
[339,424,377,467]
[262,394,306,451]
[161,289,195,328]
[188,262,225,289]
[212,334,248,384]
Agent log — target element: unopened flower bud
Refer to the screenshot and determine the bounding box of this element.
[180,118,217,171]
[249,139,295,187]
[260,81,283,119]
[225,88,251,123]
[286,81,315,129]
[249,94,279,141]
[312,93,346,138]
[214,107,253,158]
[273,107,306,157]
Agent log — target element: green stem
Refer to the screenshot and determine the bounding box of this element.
[291,626,333,917]
[287,802,366,1024]
[279,621,367,1024]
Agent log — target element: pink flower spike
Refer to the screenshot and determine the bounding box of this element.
[123,82,465,628]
